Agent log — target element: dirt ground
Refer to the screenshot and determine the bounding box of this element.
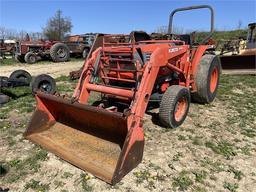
[0,60,83,78]
[0,67,255,191]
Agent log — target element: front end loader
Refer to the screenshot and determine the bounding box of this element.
[24,5,221,184]
[220,22,256,75]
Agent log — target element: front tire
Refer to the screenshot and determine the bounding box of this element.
[192,54,221,104]
[159,85,190,128]
[24,52,37,64]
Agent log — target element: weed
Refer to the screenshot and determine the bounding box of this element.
[178,135,187,141]
[240,146,251,155]
[24,179,49,192]
[223,181,239,192]
[192,136,203,146]
[62,172,73,179]
[54,180,65,188]
[205,140,237,159]
[148,162,161,170]
[80,173,93,191]
[172,171,193,191]
[192,185,207,192]
[241,128,256,138]
[200,158,225,172]
[173,152,183,161]
[5,148,48,183]
[134,170,151,184]
[227,166,243,180]
[192,170,207,183]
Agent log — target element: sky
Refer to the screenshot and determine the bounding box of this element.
[0,0,255,35]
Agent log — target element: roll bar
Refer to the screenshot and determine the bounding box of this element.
[168,5,214,43]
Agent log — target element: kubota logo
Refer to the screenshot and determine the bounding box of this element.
[169,47,183,53]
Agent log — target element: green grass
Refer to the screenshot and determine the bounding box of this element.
[172,171,193,191]
[80,173,93,192]
[192,170,207,183]
[133,170,151,184]
[205,140,237,159]
[227,166,244,181]
[218,75,256,138]
[61,172,73,179]
[5,147,48,183]
[0,58,16,66]
[223,181,239,192]
[24,179,50,192]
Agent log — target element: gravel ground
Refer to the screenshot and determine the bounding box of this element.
[0,74,255,192]
[0,60,83,78]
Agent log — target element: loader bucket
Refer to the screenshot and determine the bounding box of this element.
[24,92,144,184]
[220,54,256,75]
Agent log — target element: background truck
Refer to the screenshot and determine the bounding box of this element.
[64,33,96,59]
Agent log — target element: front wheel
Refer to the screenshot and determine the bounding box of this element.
[24,52,37,64]
[159,85,190,128]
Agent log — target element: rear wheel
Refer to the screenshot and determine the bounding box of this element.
[32,74,56,94]
[192,54,221,104]
[159,85,190,128]
[50,43,70,62]
[24,52,37,64]
[9,70,32,84]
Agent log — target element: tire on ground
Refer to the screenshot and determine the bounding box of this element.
[24,52,37,64]
[50,43,70,62]
[32,74,56,94]
[192,54,221,104]
[9,70,32,84]
[159,85,190,128]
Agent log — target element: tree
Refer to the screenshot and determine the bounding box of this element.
[0,26,17,40]
[43,10,72,41]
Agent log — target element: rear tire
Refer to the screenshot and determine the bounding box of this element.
[192,54,221,104]
[9,70,32,84]
[31,74,56,94]
[50,43,70,62]
[24,52,37,64]
[159,85,190,128]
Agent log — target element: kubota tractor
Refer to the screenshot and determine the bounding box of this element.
[24,5,221,184]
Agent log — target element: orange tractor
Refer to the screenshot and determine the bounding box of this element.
[24,5,221,184]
